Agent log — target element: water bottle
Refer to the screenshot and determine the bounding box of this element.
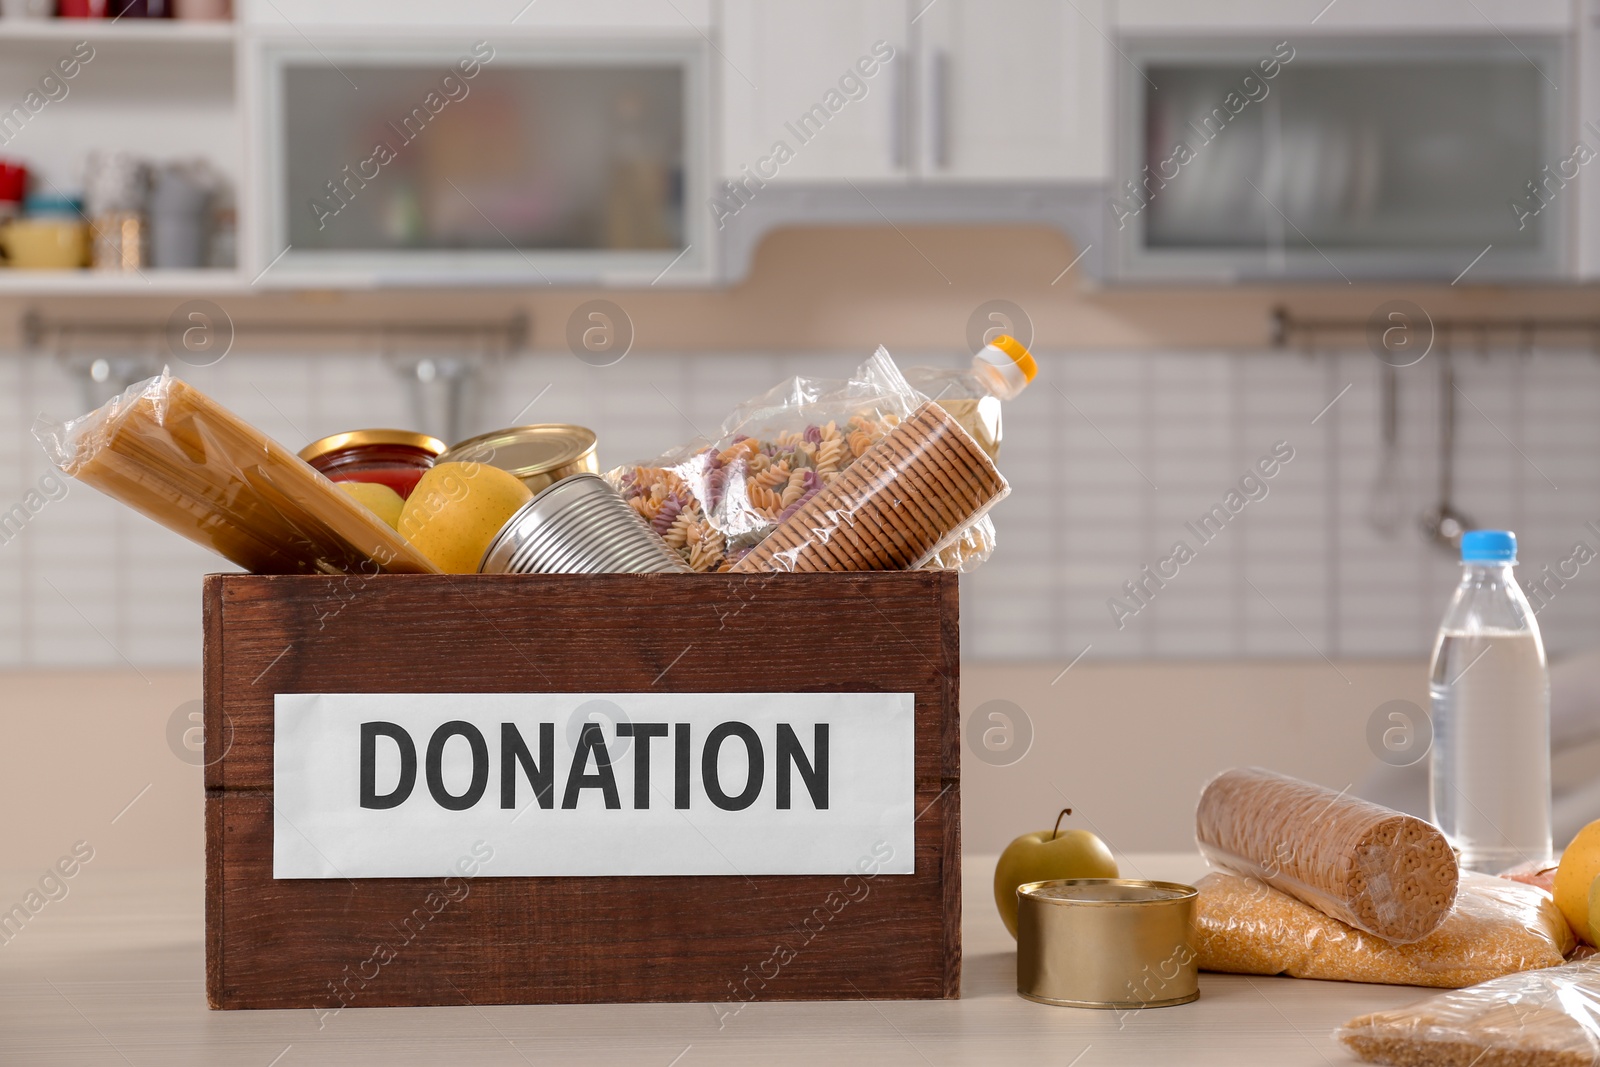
[1429,530,1552,874]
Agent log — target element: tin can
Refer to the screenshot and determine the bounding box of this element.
[440,424,598,494]
[479,473,690,575]
[1016,878,1199,1009]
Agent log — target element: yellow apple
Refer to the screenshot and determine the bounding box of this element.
[994,808,1119,939]
[1589,875,1600,951]
[1555,818,1600,944]
[336,480,405,530]
[397,461,533,574]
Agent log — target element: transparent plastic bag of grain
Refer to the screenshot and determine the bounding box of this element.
[1338,959,1600,1066]
[1195,870,1573,989]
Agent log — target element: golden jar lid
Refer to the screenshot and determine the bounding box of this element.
[298,429,446,464]
[439,424,599,493]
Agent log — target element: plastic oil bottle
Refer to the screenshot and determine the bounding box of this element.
[904,335,1037,459]
[1429,529,1553,874]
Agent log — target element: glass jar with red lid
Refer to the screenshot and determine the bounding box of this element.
[298,429,445,500]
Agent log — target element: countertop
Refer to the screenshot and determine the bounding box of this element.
[0,853,1432,1066]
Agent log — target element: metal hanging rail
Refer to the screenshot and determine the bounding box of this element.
[18,309,531,353]
[1269,306,1600,352]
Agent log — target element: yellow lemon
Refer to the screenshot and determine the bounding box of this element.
[398,461,532,574]
[1554,819,1600,943]
[336,481,405,530]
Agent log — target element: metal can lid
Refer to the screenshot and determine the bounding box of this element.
[1018,878,1198,905]
[440,424,598,480]
[298,429,447,464]
[479,472,687,575]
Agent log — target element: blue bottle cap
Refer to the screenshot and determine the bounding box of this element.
[1461,530,1517,563]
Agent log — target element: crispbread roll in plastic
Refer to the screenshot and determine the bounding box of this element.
[1196,768,1459,944]
[731,400,1007,573]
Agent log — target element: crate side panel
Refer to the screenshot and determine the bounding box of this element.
[206,573,957,791]
[209,787,955,1007]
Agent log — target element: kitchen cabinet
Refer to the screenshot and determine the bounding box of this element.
[1108,35,1568,282]
[242,0,713,30]
[915,0,1108,181]
[718,1,908,183]
[1115,0,1571,33]
[251,37,712,286]
[0,22,240,295]
[0,0,718,294]
[718,0,1109,185]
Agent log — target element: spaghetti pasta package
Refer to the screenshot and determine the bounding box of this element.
[35,370,437,576]
[1196,768,1459,944]
[1196,870,1572,989]
[609,346,1001,573]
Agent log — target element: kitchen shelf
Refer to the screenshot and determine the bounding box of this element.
[0,19,236,44]
[0,269,245,295]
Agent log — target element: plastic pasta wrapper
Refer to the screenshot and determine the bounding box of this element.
[609,346,1001,573]
[1196,767,1459,943]
[34,370,438,576]
[1195,870,1572,989]
[732,400,1008,573]
[919,513,996,573]
[1337,960,1600,1066]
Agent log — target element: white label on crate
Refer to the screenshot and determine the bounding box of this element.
[272,692,916,879]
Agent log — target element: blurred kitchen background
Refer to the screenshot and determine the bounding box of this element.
[5,0,1600,873]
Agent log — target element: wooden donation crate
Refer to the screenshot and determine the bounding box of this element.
[203,572,960,1009]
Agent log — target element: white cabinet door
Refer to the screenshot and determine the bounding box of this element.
[916,0,1109,181]
[719,0,910,183]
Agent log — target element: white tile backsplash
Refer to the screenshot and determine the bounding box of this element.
[4,345,1600,666]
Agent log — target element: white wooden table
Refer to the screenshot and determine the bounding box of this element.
[0,854,1431,1065]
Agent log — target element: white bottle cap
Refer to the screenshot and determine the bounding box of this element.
[973,335,1036,401]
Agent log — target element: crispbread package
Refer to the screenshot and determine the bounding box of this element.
[1338,960,1600,1066]
[1196,768,1459,943]
[607,346,928,572]
[731,400,1008,573]
[608,346,1004,574]
[1195,871,1573,989]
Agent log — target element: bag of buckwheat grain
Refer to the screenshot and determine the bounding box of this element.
[1338,960,1600,1066]
[1195,870,1573,989]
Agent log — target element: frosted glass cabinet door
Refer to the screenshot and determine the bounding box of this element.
[1114,37,1566,280]
[916,0,1109,181]
[261,42,707,280]
[720,0,909,183]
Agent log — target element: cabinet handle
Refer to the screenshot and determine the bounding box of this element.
[931,48,950,170]
[891,45,910,169]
